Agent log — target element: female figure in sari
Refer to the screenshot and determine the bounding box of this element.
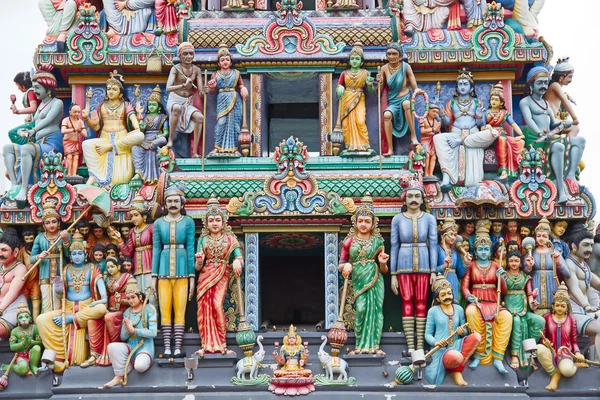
[340,195,389,355]
[194,197,243,356]
[9,71,39,145]
[504,250,545,369]
[133,85,168,184]
[337,44,375,153]
[85,257,138,367]
[82,71,144,187]
[208,46,248,156]
[484,83,525,180]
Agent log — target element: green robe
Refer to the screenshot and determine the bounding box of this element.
[151,215,196,279]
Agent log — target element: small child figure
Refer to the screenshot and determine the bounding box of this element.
[61,103,88,176]
[419,104,441,177]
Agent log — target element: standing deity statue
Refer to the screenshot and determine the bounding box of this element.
[0,229,28,340]
[38,0,85,47]
[336,44,375,154]
[484,83,525,180]
[30,201,71,314]
[61,103,87,176]
[433,68,498,188]
[208,46,248,156]
[194,197,243,356]
[133,85,169,184]
[503,250,545,369]
[523,218,569,316]
[419,104,441,177]
[536,282,585,391]
[8,71,39,145]
[340,195,389,355]
[104,289,157,388]
[37,232,108,372]
[82,71,145,187]
[390,180,438,353]
[461,227,512,374]
[377,43,421,156]
[166,42,205,158]
[437,217,467,303]
[102,0,156,38]
[544,58,579,137]
[152,185,196,357]
[17,229,41,321]
[3,65,64,201]
[425,275,481,386]
[4,303,42,376]
[520,66,585,203]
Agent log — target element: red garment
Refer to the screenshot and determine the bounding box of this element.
[398,273,429,318]
[119,224,154,276]
[462,261,507,321]
[443,332,481,373]
[542,313,580,363]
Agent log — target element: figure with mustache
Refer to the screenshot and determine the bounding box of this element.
[425,274,481,386]
[563,222,600,361]
[0,228,28,340]
[390,179,437,354]
[18,228,41,321]
[152,184,196,357]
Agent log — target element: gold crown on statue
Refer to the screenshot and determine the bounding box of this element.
[147,85,163,104]
[432,273,452,293]
[41,199,60,222]
[69,231,87,252]
[457,67,474,84]
[106,70,125,89]
[553,282,571,304]
[204,195,228,221]
[16,302,31,318]
[535,217,552,233]
[129,195,147,213]
[355,194,375,218]
[217,44,231,59]
[288,324,297,336]
[349,42,364,59]
[439,217,459,235]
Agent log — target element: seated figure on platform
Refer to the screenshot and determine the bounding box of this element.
[461,226,512,374]
[4,303,42,376]
[105,289,157,388]
[82,71,144,187]
[544,58,579,137]
[433,68,498,188]
[520,66,585,204]
[38,0,84,46]
[402,0,459,34]
[37,233,108,372]
[273,325,312,377]
[536,282,586,392]
[103,0,155,38]
[3,65,64,201]
[425,275,481,386]
[9,71,39,145]
[0,229,28,340]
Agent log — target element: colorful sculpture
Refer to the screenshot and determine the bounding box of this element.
[503,249,545,369]
[82,71,144,187]
[102,0,155,37]
[336,44,375,154]
[433,68,498,188]
[425,275,481,386]
[38,0,84,46]
[8,71,39,145]
[505,221,521,249]
[520,66,585,203]
[208,45,248,157]
[155,0,192,34]
[339,195,388,355]
[402,0,460,34]
[152,184,195,357]
[419,104,441,177]
[3,64,64,201]
[5,303,42,376]
[133,85,169,184]
[61,103,87,176]
[536,282,585,391]
[437,217,467,302]
[166,42,205,158]
[550,220,569,257]
[17,229,40,321]
[461,226,512,374]
[497,0,545,37]
[36,232,108,372]
[544,57,579,137]
[0,229,28,340]
[195,197,243,356]
[390,179,437,353]
[270,325,315,396]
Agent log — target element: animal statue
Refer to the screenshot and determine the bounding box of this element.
[317,336,349,381]
[234,335,265,380]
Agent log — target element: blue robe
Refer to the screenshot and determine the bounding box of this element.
[524,249,570,312]
[436,244,466,299]
[390,212,438,274]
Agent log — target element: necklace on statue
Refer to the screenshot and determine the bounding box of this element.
[68,264,89,293]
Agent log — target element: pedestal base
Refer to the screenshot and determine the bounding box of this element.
[269,376,316,396]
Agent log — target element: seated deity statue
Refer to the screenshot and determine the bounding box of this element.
[272,325,313,377]
[102,0,156,38]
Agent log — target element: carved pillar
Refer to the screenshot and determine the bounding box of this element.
[324,232,339,329]
[244,232,259,331]
[319,73,333,156]
[250,73,264,157]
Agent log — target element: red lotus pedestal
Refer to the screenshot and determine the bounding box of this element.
[268,376,316,396]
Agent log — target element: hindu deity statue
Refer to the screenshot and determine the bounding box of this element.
[0,229,28,340]
[543,58,579,137]
[152,184,196,357]
[461,226,512,374]
[484,83,525,180]
[4,303,42,376]
[419,104,441,177]
[102,0,156,38]
[468,219,491,254]
[339,195,388,355]
[503,249,545,369]
[336,43,375,154]
[61,103,87,176]
[550,220,569,257]
[523,218,569,316]
[166,42,205,158]
[520,66,585,204]
[497,0,545,37]
[563,223,600,362]
[3,64,64,201]
[30,201,71,314]
[38,0,84,48]
[155,0,192,34]
[390,179,438,353]
[425,275,481,386]
[37,232,108,372]
[208,45,248,156]
[195,197,244,356]
[433,68,498,188]
[536,282,585,391]
[436,217,467,303]
[9,71,39,144]
[104,289,157,388]
[402,0,459,34]
[377,43,422,156]
[17,228,41,321]
[85,256,139,367]
[272,325,312,378]
[133,85,168,184]
[112,196,155,304]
